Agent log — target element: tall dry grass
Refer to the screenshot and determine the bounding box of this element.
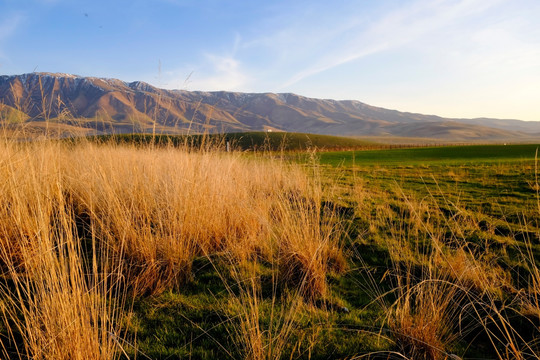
[0,137,345,358]
[62,141,341,297]
[0,140,126,359]
[219,172,345,360]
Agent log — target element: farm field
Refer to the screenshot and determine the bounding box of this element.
[0,137,539,359]
[314,144,539,223]
[317,144,540,166]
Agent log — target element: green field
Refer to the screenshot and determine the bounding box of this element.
[317,144,540,166]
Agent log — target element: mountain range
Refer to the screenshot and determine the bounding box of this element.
[0,72,539,140]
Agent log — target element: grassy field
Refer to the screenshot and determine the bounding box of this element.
[0,136,539,359]
[90,132,378,151]
[317,144,539,166]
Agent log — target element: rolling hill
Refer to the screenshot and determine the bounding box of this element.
[0,72,538,140]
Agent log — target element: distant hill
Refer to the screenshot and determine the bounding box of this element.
[0,72,538,141]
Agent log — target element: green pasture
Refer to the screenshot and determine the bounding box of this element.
[313,144,540,240]
[316,144,540,167]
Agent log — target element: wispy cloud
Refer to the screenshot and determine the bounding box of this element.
[0,14,23,41]
[0,13,24,62]
[160,30,251,92]
[57,0,536,120]
[461,17,540,72]
[193,53,250,91]
[279,0,509,87]
[161,53,251,92]
[157,0,528,96]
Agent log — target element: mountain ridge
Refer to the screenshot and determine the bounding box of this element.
[0,72,538,140]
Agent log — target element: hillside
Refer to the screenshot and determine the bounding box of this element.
[0,72,538,140]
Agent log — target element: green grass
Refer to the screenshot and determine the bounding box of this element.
[317,144,540,166]
[124,256,388,360]
[313,144,540,219]
[221,132,377,151]
[87,132,378,151]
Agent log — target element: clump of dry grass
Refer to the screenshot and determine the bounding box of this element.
[381,229,471,359]
[223,259,307,360]
[480,232,540,360]
[62,142,337,297]
[386,265,469,360]
[274,193,346,301]
[0,136,346,357]
[209,163,346,359]
[0,140,126,359]
[435,248,511,297]
[354,185,497,359]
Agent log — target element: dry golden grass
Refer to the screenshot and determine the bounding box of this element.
[223,259,307,360]
[434,248,511,297]
[0,140,126,359]
[383,240,472,360]
[388,279,462,360]
[0,137,344,358]
[61,142,338,297]
[1,130,536,359]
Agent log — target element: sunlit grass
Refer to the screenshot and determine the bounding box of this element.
[0,133,538,359]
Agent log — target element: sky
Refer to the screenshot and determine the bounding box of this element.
[1,0,540,121]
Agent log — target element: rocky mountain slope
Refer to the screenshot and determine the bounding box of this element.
[0,72,538,140]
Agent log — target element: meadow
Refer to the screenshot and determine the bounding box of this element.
[0,133,538,359]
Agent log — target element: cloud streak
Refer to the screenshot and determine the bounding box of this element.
[0,14,23,41]
[193,53,250,91]
[0,13,24,62]
[280,0,509,87]
[161,53,251,92]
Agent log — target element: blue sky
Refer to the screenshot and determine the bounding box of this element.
[1,0,539,121]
